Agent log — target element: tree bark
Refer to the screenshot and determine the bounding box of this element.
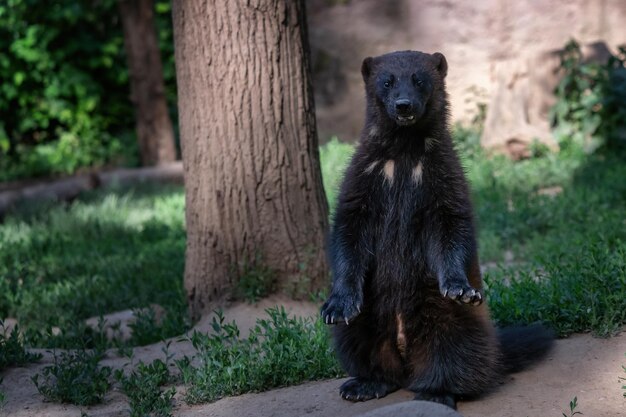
[119,0,177,166]
[172,0,329,319]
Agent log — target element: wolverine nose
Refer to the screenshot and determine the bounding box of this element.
[395,99,412,114]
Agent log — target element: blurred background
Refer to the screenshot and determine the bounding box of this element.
[2,0,625,181]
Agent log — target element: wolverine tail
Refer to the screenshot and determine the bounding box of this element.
[497,322,555,374]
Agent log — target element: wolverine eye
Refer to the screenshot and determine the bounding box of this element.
[383,76,394,88]
[412,74,423,86]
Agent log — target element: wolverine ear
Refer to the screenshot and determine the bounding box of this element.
[361,57,373,82]
[433,52,448,78]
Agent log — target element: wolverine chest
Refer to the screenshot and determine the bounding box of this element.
[364,158,434,262]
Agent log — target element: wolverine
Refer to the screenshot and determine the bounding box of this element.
[320,50,554,410]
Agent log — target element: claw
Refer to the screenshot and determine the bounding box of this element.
[345,317,349,325]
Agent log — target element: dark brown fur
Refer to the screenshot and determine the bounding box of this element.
[321,51,553,409]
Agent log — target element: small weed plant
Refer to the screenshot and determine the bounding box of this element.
[32,349,111,405]
[0,321,42,370]
[234,255,276,304]
[115,354,175,417]
[178,307,343,404]
[562,396,583,417]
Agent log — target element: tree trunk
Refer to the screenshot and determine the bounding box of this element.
[172,0,329,319]
[119,0,177,166]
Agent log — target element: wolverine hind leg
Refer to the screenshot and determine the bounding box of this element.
[332,317,405,402]
[407,308,501,410]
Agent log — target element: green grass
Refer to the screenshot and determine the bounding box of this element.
[32,349,112,405]
[178,307,343,404]
[0,185,189,347]
[454,131,626,336]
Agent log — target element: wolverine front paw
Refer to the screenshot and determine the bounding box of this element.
[440,281,483,305]
[321,294,362,325]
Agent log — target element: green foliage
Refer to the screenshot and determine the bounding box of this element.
[128,307,188,348]
[0,321,41,370]
[562,396,583,417]
[0,185,189,348]
[178,307,344,404]
[115,356,175,417]
[0,0,176,181]
[319,137,355,213]
[551,39,626,150]
[452,121,484,160]
[32,349,111,405]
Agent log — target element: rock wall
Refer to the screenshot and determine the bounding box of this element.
[308,0,626,145]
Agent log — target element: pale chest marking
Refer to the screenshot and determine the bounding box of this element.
[383,160,395,183]
[412,161,424,185]
[396,313,407,357]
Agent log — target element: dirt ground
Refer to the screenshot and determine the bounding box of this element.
[2,297,625,417]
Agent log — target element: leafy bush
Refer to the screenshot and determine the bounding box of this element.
[178,308,343,404]
[551,39,626,150]
[115,357,175,417]
[0,0,176,181]
[32,349,111,405]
